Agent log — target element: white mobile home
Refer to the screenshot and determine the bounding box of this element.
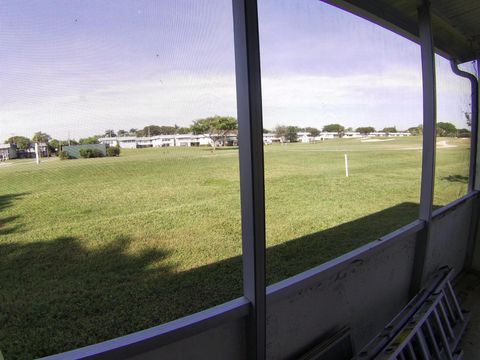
[0,144,17,160]
[316,132,338,140]
[296,132,312,143]
[263,133,282,144]
[343,131,362,138]
[99,134,216,148]
[99,138,119,147]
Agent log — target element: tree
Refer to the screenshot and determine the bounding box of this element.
[458,128,471,138]
[407,125,423,136]
[322,124,345,137]
[79,136,100,145]
[32,131,52,156]
[436,122,457,137]
[49,139,69,153]
[305,127,320,137]
[104,129,116,138]
[32,132,51,143]
[285,126,300,142]
[356,126,375,135]
[49,139,61,151]
[465,111,472,127]
[191,115,237,149]
[6,136,31,150]
[274,125,287,141]
[382,126,397,133]
[142,125,177,136]
[117,129,128,137]
[129,128,138,136]
[176,127,191,134]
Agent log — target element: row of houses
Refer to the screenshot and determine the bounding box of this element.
[0,143,49,160]
[263,131,411,144]
[99,134,218,149]
[99,131,412,149]
[0,131,413,160]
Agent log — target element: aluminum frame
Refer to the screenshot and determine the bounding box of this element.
[450,60,480,269]
[449,61,479,193]
[38,1,480,359]
[232,0,267,358]
[410,0,437,295]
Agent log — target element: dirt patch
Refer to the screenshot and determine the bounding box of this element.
[437,140,457,148]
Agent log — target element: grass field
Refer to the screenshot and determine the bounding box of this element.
[0,136,470,358]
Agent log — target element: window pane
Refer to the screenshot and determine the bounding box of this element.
[433,57,474,206]
[258,0,423,284]
[0,1,241,358]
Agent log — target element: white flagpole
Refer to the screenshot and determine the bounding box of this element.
[344,153,349,177]
[35,143,41,165]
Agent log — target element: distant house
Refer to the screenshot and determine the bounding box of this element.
[297,132,313,143]
[344,131,362,138]
[98,134,215,149]
[0,144,17,160]
[99,137,120,147]
[315,132,339,141]
[136,137,154,148]
[263,133,282,144]
[16,143,48,159]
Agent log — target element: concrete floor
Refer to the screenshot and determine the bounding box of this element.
[456,271,480,359]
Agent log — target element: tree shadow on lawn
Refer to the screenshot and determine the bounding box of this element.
[0,193,30,212]
[0,193,29,236]
[0,202,422,359]
[441,175,469,184]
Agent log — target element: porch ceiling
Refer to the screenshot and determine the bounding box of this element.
[322,0,480,63]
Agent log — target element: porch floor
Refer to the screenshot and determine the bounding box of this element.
[456,271,480,359]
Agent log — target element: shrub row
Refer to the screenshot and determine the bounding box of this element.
[58,151,70,160]
[59,146,121,160]
[79,148,104,158]
[106,146,121,157]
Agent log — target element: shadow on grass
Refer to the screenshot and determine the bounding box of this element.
[0,193,29,212]
[0,202,421,358]
[0,193,29,236]
[441,175,469,184]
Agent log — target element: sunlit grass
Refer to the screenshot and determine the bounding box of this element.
[0,136,469,358]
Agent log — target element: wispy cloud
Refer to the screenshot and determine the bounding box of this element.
[0,59,471,141]
[0,68,419,139]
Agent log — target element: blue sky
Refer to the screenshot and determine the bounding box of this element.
[0,0,474,140]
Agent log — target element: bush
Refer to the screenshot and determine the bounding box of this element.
[58,151,70,160]
[106,146,121,157]
[79,148,104,158]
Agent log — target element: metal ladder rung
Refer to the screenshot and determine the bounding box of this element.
[424,320,442,358]
[433,309,454,360]
[406,343,417,360]
[438,300,455,340]
[355,268,469,360]
[441,289,457,324]
[416,329,432,358]
[447,282,464,322]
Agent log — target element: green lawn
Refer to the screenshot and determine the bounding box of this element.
[0,136,469,358]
